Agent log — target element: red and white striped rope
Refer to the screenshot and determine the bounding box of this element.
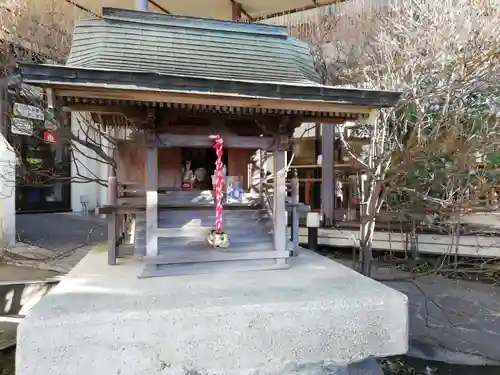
[214,135,224,233]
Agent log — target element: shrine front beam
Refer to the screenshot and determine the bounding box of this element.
[155,133,274,149]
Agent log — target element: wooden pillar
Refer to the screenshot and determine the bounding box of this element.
[290,169,300,255]
[107,176,117,265]
[348,175,358,221]
[273,118,293,261]
[249,149,260,195]
[311,123,321,210]
[305,181,311,206]
[145,135,158,258]
[273,149,287,256]
[322,123,335,227]
[261,149,267,201]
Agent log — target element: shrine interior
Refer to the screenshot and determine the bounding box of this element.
[180,147,229,191]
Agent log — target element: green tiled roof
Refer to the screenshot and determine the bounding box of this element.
[66,7,321,85]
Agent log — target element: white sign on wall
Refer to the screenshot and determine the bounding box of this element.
[11,117,34,136]
[13,102,44,121]
[19,84,44,100]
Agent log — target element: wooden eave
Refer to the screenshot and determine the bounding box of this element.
[18,64,402,121]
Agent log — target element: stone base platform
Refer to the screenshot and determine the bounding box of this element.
[16,248,408,375]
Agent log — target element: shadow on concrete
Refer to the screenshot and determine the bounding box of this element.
[0,281,59,316]
[16,213,107,253]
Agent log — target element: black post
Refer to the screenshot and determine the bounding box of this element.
[306,212,320,251]
[308,226,318,251]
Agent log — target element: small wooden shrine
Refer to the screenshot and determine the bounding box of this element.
[18,8,401,276]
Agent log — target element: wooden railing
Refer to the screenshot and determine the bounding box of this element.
[260,179,274,219]
[104,178,139,265]
[259,172,302,255]
[288,177,500,223]
[104,173,308,265]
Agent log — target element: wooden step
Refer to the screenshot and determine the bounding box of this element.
[132,203,284,277]
[144,251,290,265]
[140,261,289,278]
[133,209,273,251]
[135,232,274,250]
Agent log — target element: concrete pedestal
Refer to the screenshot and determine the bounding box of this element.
[17,249,408,375]
[0,134,15,247]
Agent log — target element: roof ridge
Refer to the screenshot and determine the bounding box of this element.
[66,7,322,86]
[100,7,289,37]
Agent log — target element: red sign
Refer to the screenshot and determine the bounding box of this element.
[43,131,58,144]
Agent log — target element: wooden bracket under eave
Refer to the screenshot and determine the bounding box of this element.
[53,87,376,116]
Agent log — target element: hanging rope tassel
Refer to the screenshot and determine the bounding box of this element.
[214,135,224,233]
[207,135,230,249]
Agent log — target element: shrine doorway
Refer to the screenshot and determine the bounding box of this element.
[181,147,228,190]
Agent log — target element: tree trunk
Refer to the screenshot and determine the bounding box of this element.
[358,179,383,277]
[359,217,376,277]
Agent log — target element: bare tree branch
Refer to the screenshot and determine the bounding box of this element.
[289,0,500,275]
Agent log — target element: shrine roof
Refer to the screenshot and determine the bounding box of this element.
[70,7,320,85]
[17,8,401,112]
[18,63,400,109]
